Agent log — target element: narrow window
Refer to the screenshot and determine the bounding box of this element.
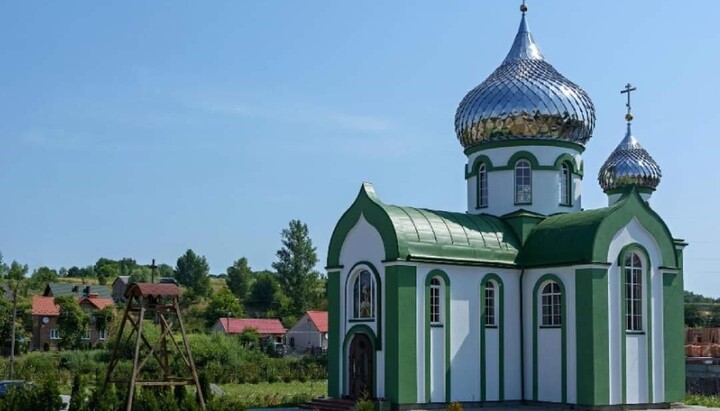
[625,253,643,331]
[50,329,59,340]
[99,329,106,341]
[484,282,496,326]
[430,278,442,325]
[477,164,488,208]
[515,159,532,204]
[541,282,562,326]
[83,329,91,340]
[353,270,374,319]
[559,162,571,205]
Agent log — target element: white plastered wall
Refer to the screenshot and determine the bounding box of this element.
[338,215,386,398]
[522,268,577,404]
[466,145,583,216]
[414,263,522,403]
[606,218,665,405]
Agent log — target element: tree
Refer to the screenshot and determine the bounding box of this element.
[272,220,320,315]
[6,261,27,379]
[0,252,8,278]
[128,266,151,284]
[685,304,706,328]
[55,296,89,350]
[238,328,260,348]
[157,264,174,279]
[247,272,282,315]
[94,307,114,337]
[204,288,243,328]
[174,249,211,297]
[226,258,253,301]
[30,266,58,289]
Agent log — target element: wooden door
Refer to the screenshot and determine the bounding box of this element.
[348,333,372,398]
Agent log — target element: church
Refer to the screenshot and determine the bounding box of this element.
[325,4,686,409]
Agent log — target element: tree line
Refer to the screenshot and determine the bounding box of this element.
[0,219,326,333]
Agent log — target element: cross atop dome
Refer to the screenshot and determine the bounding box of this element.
[621,83,637,123]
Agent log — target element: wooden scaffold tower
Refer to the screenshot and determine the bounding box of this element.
[104,282,205,410]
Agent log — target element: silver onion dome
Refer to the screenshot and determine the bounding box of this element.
[598,124,662,192]
[454,12,595,149]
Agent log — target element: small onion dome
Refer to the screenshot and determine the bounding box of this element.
[598,124,662,192]
[454,13,595,150]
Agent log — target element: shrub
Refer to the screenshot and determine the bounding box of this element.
[0,376,62,411]
[446,401,463,411]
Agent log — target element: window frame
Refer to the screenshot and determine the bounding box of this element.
[50,329,59,340]
[477,164,488,209]
[484,281,497,327]
[98,329,106,341]
[624,252,644,332]
[514,159,532,205]
[540,282,562,327]
[559,162,572,206]
[82,328,91,340]
[351,269,375,321]
[429,277,443,326]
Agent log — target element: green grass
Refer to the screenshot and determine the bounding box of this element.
[219,380,327,408]
[686,394,720,407]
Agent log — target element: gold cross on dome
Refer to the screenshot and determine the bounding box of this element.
[620,83,637,123]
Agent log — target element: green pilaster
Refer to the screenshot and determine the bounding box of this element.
[575,268,609,405]
[663,270,685,402]
[385,265,418,405]
[328,270,341,398]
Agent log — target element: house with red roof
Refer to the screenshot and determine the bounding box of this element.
[286,311,328,353]
[211,318,286,344]
[31,294,114,350]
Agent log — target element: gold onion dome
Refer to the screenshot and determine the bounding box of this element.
[454,10,596,149]
[598,123,662,192]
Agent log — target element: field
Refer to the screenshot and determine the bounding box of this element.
[219,381,327,408]
[685,394,720,407]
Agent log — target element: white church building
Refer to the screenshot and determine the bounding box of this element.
[325,4,686,409]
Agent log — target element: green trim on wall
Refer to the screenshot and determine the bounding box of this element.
[465,155,495,178]
[553,153,580,175]
[344,261,383,350]
[663,271,685,402]
[575,268,609,405]
[480,274,505,401]
[532,274,567,403]
[507,151,540,169]
[424,270,451,403]
[463,139,585,156]
[342,325,377,398]
[385,265,418,405]
[328,271,341,398]
[618,244,653,403]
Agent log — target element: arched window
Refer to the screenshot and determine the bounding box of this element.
[515,159,532,204]
[353,270,375,319]
[541,282,562,326]
[477,164,488,208]
[625,252,643,331]
[484,281,496,326]
[559,162,571,206]
[430,277,443,325]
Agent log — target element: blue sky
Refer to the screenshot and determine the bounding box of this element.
[1,1,718,295]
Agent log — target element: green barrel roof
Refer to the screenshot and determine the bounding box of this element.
[327,183,521,267]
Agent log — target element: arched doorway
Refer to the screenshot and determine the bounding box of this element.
[348,333,373,398]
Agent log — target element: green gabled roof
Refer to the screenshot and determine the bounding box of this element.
[517,187,679,268]
[327,183,521,267]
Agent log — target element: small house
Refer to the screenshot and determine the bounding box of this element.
[31,294,114,350]
[287,311,328,353]
[211,318,286,344]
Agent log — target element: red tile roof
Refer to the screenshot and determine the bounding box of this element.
[125,283,180,298]
[32,296,59,316]
[306,311,328,333]
[79,297,114,310]
[218,318,286,335]
[32,295,114,316]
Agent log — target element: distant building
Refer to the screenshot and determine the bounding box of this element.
[111,276,130,302]
[211,318,286,343]
[43,283,112,299]
[31,294,114,350]
[287,311,328,353]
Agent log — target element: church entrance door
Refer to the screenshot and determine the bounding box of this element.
[348,333,373,398]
